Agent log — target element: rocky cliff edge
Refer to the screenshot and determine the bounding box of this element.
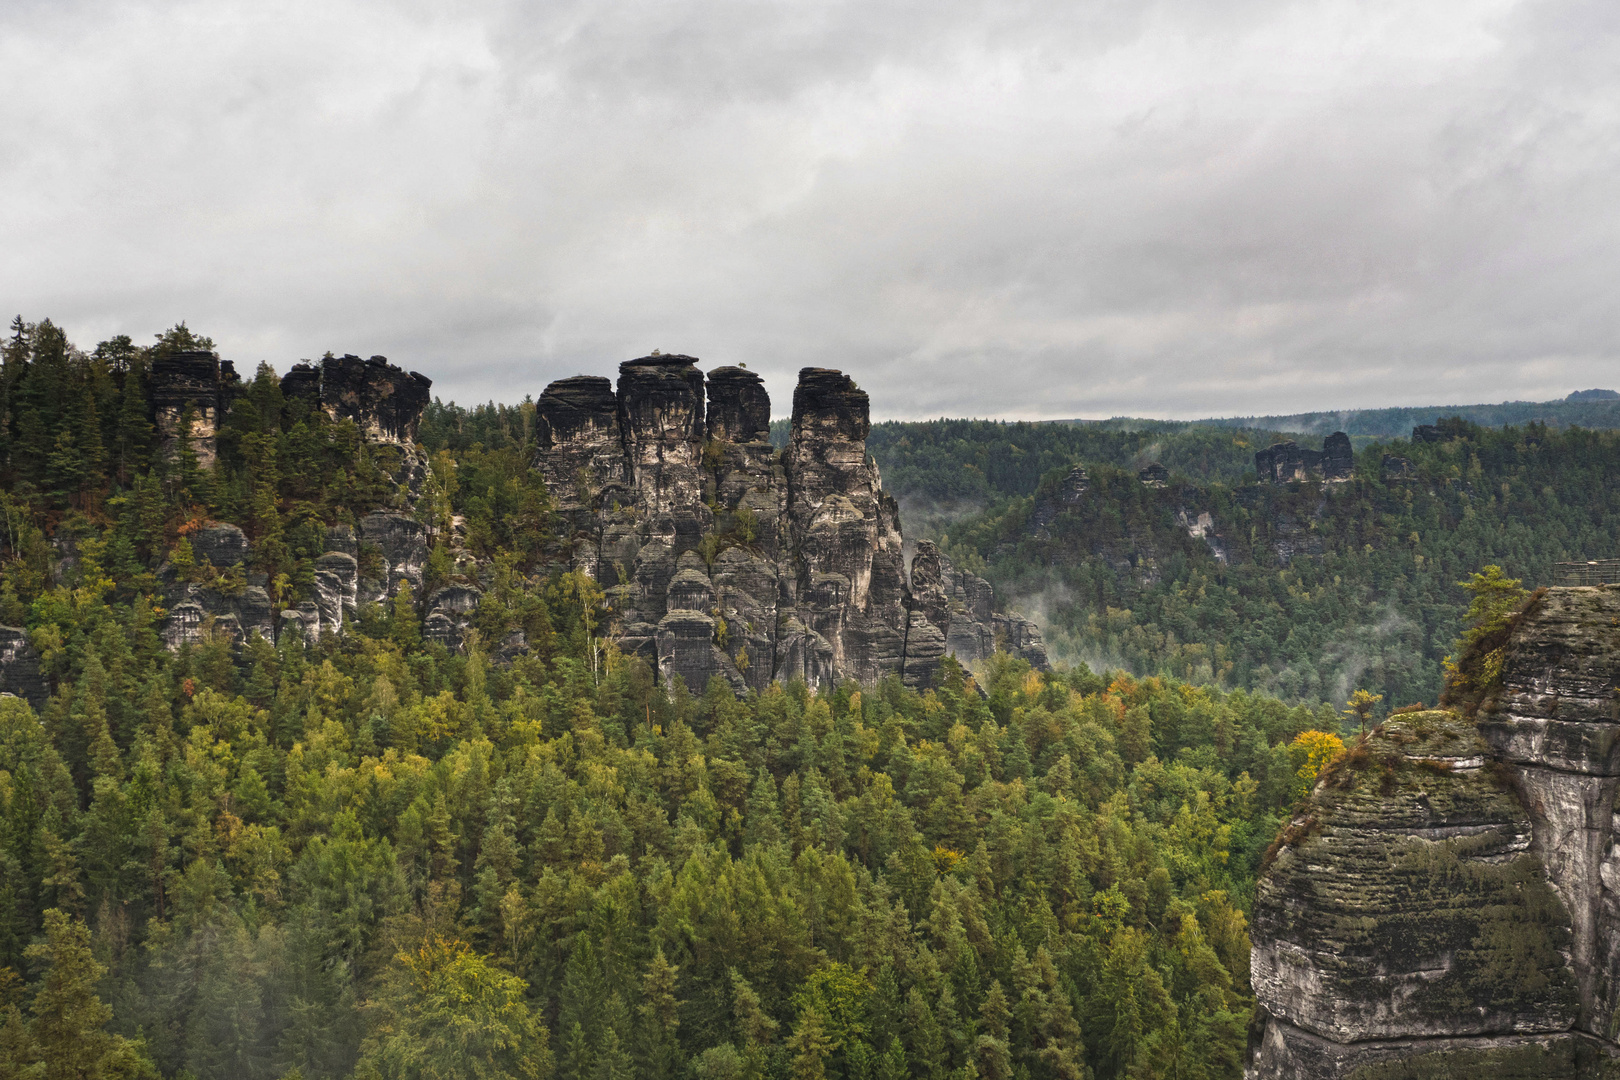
[1248,587,1620,1079]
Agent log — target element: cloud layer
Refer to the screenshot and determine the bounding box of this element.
[3,0,1617,419]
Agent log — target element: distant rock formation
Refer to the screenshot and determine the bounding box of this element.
[281,354,432,445]
[149,350,241,467]
[1380,453,1413,480]
[1137,462,1168,486]
[147,349,1043,690]
[534,356,1046,692]
[1247,588,1620,1078]
[1255,431,1352,484]
[1031,464,1090,536]
[159,356,437,651]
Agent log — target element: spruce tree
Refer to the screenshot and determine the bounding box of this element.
[24,909,147,1080]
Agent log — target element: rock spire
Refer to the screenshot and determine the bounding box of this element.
[534,356,1046,692]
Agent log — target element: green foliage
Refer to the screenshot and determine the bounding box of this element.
[360,935,550,1080]
[916,424,1620,710]
[1441,566,1530,702]
[0,316,1495,1080]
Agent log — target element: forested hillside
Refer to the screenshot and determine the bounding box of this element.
[1200,393,1620,438]
[930,422,1620,709]
[0,318,1352,1080]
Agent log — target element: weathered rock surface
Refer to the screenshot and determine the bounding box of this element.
[281,354,432,445]
[160,585,275,649]
[1247,589,1620,1078]
[190,523,251,569]
[533,356,1046,693]
[0,626,47,709]
[149,351,241,468]
[1381,454,1414,481]
[1255,431,1353,484]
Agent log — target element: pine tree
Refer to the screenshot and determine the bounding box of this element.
[877,1036,909,1080]
[976,982,1013,1080]
[592,1025,634,1080]
[25,909,147,1080]
[787,1006,833,1080]
[636,947,683,1080]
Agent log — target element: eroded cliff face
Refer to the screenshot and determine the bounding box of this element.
[535,357,1046,693]
[1248,588,1620,1079]
[149,350,242,468]
[1255,431,1353,484]
[281,353,433,445]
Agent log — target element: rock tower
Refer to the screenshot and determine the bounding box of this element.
[535,357,1046,693]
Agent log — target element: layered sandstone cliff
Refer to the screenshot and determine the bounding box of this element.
[1248,587,1620,1079]
[535,356,1046,693]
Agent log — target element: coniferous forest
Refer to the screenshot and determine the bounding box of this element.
[0,317,1500,1080]
[865,417,1620,709]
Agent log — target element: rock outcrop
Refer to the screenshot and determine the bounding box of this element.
[1031,464,1091,536]
[1255,431,1353,484]
[1247,588,1620,1078]
[1381,454,1414,481]
[149,351,241,467]
[281,354,432,445]
[534,356,1046,693]
[0,626,47,709]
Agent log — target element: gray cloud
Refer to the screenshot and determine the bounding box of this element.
[2,0,1617,419]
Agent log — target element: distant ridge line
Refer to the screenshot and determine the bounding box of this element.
[1041,395,1620,439]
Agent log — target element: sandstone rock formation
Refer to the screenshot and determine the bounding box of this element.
[0,626,47,709]
[1255,431,1353,484]
[281,354,432,445]
[1381,454,1414,481]
[149,350,241,468]
[1247,588,1620,1078]
[534,356,1046,693]
[1031,464,1091,536]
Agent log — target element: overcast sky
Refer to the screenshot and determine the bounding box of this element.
[2,0,1616,420]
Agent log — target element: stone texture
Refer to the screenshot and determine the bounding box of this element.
[190,523,251,568]
[423,585,483,649]
[706,366,771,444]
[1248,590,1620,1078]
[282,354,432,445]
[1382,454,1414,481]
[160,585,275,649]
[0,626,47,710]
[1137,462,1169,486]
[531,357,1046,693]
[149,351,240,468]
[1255,431,1353,484]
